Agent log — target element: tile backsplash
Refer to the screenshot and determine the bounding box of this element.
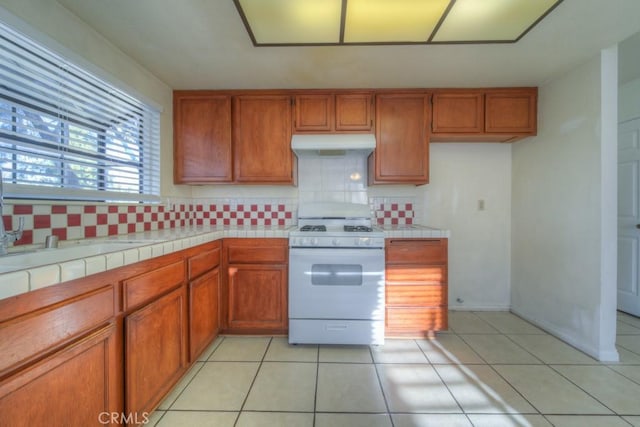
[370,198,415,226]
[297,152,368,204]
[2,199,297,248]
[2,194,418,248]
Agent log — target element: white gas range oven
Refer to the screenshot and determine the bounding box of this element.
[288,202,385,345]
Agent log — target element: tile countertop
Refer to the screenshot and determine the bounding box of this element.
[0,224,449,301]
[378,224,451,239]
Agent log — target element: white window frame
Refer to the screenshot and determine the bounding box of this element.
[0,14,161,203]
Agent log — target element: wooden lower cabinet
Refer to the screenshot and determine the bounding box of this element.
[0,243,222,426]
[187,242,221,361]
[125,285,188,420]
[385,238,448,337]
[189,268,220,360]
[222,238,288,334]
[0,323,121,427]
[227,264,287,331]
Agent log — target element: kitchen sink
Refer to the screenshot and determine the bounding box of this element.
[0,240,157,274]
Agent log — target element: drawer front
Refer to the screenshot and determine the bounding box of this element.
[0,286,115,375]
[188,247,221,280]
[386,265,447,285]
[227,246,287,264]
[386,284,447,307]
[386,239,447,264]
[123,260,185,310]
[385,307,447,331]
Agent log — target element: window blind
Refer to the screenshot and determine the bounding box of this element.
[0,22,160,202]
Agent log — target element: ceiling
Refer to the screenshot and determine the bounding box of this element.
[55,0,640,90]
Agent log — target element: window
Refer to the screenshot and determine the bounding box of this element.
[0,21,160,202]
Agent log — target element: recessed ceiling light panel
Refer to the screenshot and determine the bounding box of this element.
[432,0,561,42]
[344,0,450,43]
[234,0,563,46]
[236,0,342,44]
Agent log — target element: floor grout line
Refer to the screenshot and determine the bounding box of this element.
[151,314,640,426]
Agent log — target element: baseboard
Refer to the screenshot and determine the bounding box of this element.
[449,304,511,311]
[510,307,619,362]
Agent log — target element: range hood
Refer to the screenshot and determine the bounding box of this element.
[291,134,376,156]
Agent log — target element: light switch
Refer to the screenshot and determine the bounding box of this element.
[478,199,485,211]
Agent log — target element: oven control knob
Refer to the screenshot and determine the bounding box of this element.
[332,238,341,246]
[311,238,319,246]
[301,238,308,246]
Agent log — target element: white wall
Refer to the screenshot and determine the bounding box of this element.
[424,143,512,310]
[0,0,187,199]
[511,51,619,361]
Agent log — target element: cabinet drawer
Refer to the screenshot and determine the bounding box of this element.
[0,285,115,375]
[188,247,221,280]
[386,285,446,307]
[123,260,185,310]
[386,239,447,264]
[386,265,446,285]
[227,246,287,264]
[385,307,447,331]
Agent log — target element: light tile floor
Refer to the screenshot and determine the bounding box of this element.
[148,311,640,427]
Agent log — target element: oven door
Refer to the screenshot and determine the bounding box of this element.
[289,247,385,320]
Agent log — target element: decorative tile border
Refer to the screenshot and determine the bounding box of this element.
[2,198,297,248]
[192,202,294,227]
[2,196,420,246]
[371,198,415,226]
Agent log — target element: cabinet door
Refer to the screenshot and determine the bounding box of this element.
[126,286,188,417]
[0,324,122,427]
[485,90,537,134]
[227,264,287,331]
[174,94,232,183]
[385,238,448,337]
[370,94,430,185]
[189,268,219,361]
[431,92,484,133]
[293,94,334,132]
[336,93,373,131]
[233,95,294,183]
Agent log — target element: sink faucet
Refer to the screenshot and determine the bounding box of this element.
[0,172,24,255]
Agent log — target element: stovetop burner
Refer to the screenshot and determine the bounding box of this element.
[344,225,373,232]
[299,225,327,232]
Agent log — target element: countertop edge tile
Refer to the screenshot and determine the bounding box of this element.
[0,224,449,298]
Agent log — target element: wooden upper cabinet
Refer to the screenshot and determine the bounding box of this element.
[173,93,232,183]
[432,92,484,133]
[293,92,373,133]
[485,90,537,135]
[369,93,430,185]
[431,88,537,142]
[233,95,295,184]
[335,93,373,131]
[293,94,334,132]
